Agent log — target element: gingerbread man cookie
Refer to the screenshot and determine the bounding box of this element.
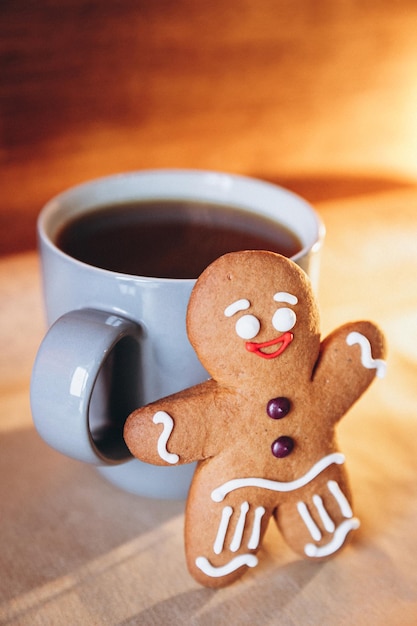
[124,251,386,588]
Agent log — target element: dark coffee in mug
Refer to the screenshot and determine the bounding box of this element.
[57,199,302,279]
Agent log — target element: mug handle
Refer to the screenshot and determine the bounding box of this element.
[30,308,141,466]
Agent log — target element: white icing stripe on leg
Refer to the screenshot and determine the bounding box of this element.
[152,411,179,464]
[346,332,387,378]
[195,554,258,578]
[327,480,353,518]
[248,506,266,550]
[211,453,345,502]
[230,501,249,552]
[313,494,335,533]
[297,501,322,541]
[304,518,360,557]
[213,506,233,555]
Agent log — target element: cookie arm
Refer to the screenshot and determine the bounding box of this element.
[123,379,221,466]
[312,321,386,423]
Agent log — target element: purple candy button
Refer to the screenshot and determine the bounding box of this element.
[267,397,291,419]
[271,436,294,458]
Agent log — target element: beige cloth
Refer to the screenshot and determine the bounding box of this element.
[1,187,417,625]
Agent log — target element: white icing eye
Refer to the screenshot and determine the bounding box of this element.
[235,314,261,340]
[272,307,297,332]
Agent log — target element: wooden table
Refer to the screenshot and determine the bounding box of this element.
[1,2,417,624]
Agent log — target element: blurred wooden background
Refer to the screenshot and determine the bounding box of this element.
[2,0,417,256]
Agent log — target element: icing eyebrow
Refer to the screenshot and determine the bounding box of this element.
[273,292,298,306]
[224,298,250,317]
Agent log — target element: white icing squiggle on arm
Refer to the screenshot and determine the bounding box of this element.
[152,411,179,464]
[346,331,386,378]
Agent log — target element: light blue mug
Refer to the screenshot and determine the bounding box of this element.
[30,170,324,499]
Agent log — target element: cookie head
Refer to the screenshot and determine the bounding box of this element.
[186,250,321,387]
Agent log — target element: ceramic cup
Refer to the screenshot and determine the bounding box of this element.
[30,170,325,498]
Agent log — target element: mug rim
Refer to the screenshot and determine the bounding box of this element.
[38,169,325,283]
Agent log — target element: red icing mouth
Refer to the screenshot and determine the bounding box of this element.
[245,332,294,359]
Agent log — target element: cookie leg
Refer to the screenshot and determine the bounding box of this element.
[276,473,360,560]
[186,495,271,588]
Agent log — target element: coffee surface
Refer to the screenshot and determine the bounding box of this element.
[56,200,302,279]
